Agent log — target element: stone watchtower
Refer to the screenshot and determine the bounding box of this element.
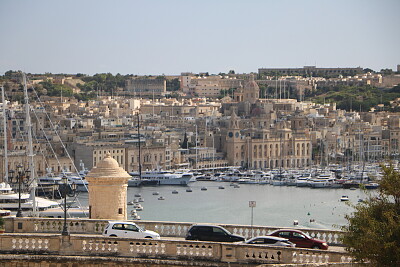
[85,153,131,220]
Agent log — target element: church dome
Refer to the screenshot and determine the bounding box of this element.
[244,75,259,92]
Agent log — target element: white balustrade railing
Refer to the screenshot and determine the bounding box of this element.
[5,217,344,245]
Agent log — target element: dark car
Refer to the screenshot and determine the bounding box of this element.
[185,224,245,242]
[268,229,328,250]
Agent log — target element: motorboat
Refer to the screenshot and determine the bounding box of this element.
[186,188,193,192]
[172,190,179,194]
[133,203,143,211]
[295,173,311,187]
[158,196,165,200]
[141,170,194,185]
[127,201,134,205]
[201,187,208,191]
[152,192,160,195]
[308,172,335,188]
[218,186,225,189]
[138,197,144,202]
[340,196,349,201]
[365,183,379,189]
[134,193,142,197]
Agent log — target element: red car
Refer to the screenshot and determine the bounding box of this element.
[268,229,328,250]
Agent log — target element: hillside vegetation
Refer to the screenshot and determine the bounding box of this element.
[305,84,400,112]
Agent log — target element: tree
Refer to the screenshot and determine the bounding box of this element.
[341,165,400,266]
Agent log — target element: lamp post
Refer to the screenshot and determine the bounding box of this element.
[61,176,77,236]
[16,165,24,217]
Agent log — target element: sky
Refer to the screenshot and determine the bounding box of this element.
[0,0,399,75]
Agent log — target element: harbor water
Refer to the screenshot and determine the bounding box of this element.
[76,181,372,230]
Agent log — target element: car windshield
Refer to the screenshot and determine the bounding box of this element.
[213,227,229,235]
[292,231,312,239]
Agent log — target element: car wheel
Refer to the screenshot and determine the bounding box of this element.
[312,245,320,249]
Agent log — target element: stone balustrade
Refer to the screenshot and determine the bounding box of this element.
[5,217,344,245]
[0,233,352,265]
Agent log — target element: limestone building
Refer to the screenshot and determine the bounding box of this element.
[225,112,312,169]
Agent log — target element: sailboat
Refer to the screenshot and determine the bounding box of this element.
[1,80,59,215]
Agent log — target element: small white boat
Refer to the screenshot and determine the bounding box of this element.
[158,196,165,200]
[340,195,349,201]
[233,184,240,188]
[293,220,299,226]
[218,186,225,189]
[138,197,144,202]
[172,190,179,194]
[134,193,141,197]
[133,203,143,211]
[127,201,134,205]
[152,192,160,195]
[201,187,207,191]
[186,188,193,192]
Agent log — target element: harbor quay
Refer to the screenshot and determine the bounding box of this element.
[1,217,353,266]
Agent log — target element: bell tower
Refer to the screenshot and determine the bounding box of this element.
[226,111,242,166]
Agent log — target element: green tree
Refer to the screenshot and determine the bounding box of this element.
[341,165,400,266]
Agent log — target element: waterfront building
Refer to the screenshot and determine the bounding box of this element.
[225,111,312,169]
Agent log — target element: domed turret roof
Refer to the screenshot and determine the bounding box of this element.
[86,153,131,179]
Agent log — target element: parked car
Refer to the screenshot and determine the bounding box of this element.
[242,236,296,247]
[102,221,160,239]
[185,224,245,242]
[268,229,328,250]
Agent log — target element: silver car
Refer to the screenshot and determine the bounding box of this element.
[244,236,295,247]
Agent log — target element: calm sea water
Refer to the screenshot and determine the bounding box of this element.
[76,181,372,230]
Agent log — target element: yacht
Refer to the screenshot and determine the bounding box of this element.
[0,182,59,212]
[295,173,311,187]
[140,170,194,185]
[308,172,335,188]
[59,171,89,192]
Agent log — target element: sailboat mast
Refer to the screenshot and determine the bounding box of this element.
[23,73,37,215]
[1,86,8,183]
[137,112,142,179]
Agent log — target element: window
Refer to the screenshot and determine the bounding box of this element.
[292,232,305,239]
[278,232,290,238]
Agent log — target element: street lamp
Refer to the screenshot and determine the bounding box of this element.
[16,165,24,217]
[61,176,77,236]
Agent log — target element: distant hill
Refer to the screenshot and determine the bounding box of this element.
[306,84,400,112]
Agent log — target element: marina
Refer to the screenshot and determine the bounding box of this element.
[76,180,371,230]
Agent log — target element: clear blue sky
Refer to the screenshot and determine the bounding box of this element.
[1,0,399,75]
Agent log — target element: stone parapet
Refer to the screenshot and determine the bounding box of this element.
[0,233,352,265]
[5,217,344,246]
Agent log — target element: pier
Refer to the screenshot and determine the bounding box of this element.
[0,217,354,266]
